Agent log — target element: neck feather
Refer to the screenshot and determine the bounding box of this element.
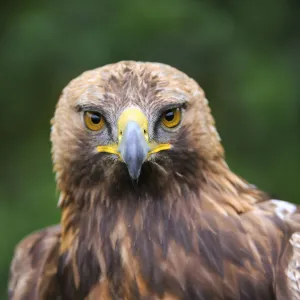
[56,159,269,298]
[59,159,267,254]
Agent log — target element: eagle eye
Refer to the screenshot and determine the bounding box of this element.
[161,108,181,128]
[84,111,105,131]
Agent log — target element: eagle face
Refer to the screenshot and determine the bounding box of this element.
[51,62,223,195]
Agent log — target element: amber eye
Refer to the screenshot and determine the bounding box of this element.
[161,108,181,128]
[84,111,105,131]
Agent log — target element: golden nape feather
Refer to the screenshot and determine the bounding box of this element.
[8,61,300,299]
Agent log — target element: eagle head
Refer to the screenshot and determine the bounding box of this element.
[51,61,224,199]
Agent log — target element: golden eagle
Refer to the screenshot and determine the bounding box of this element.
[8,61,300,299]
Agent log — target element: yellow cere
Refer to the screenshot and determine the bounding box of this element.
[96,106,172,157]
[117,107,149,141]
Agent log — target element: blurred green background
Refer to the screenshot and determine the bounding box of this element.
[0,0,299,298]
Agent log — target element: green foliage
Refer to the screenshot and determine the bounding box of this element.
[0,0,299,297]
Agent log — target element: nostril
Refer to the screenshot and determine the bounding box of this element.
[120,131,123,136]
[144,129,147,134]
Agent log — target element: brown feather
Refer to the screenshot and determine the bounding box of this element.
[8,225,61,300]
[284,232,300,299]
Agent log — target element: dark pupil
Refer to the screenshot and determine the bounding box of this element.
[165,110,175,121]
[91,113,101,124]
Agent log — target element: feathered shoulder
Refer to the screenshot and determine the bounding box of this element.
[8,225,61,300]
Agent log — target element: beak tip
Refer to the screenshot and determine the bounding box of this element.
[124,156,144,180]
[128,169,141,180]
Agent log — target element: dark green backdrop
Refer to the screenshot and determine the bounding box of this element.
[1,0,299,298]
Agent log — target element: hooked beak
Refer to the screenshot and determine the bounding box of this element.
[97,107,171,180]
[118,121,149,179]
